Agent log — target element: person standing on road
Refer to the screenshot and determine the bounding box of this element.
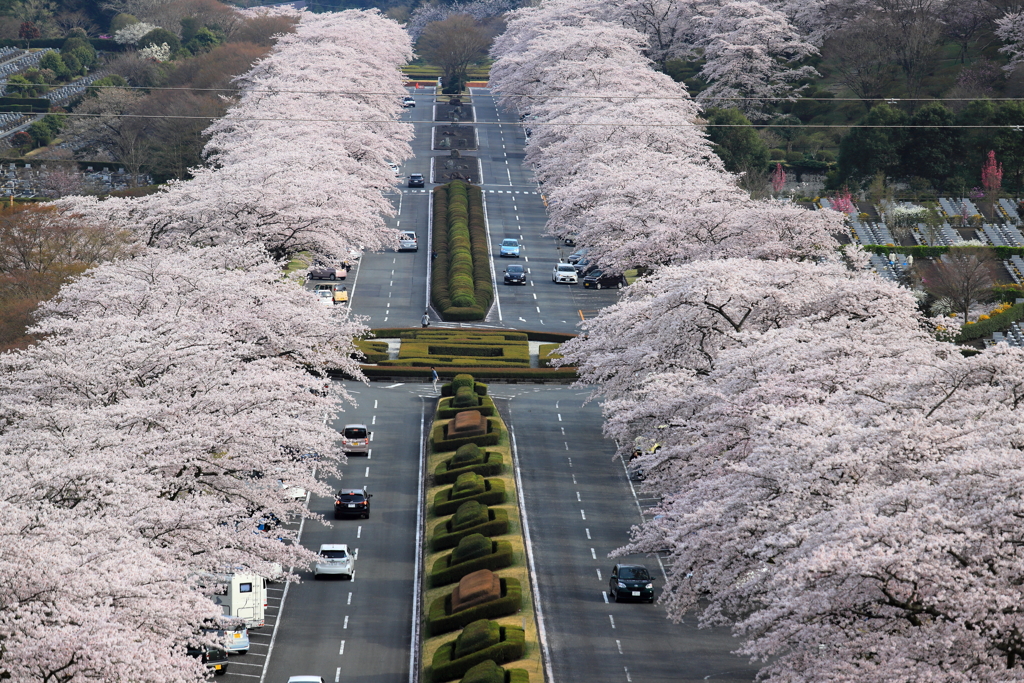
[431,366,439,392]
[422,311,430,328]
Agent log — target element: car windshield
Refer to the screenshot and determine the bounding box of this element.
[316,290,332,298]
[411,174,423,179]
[502,239,518,247]
[343,427,367,439]
[588,271,603,278]
[401,232,416,239]
[619,567,650,580]
[321,549,347,559]
[557,265,574,272]
[338,493,364,502]
[507,266,523,273]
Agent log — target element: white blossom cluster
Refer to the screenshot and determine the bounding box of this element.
[496,1,1024,679]
[113,21,159,45]
[0,11,413,682]
[139,41,171,62]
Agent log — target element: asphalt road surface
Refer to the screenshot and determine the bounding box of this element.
[498,386,758,683]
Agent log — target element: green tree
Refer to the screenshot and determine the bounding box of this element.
[109,13,138,34]
[901,102,958,192]
[139,27,181,54]
[85,74,128,97]
[39,51,68,80]
[185,26,222,55]
[62,36,97,70]
[703,107,769,175]
[836,103,907,185]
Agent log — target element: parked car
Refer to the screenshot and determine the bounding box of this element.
[308,265,347,280]
[314,289,334,308]
[499,238,521,257]
[552,263,578,284]
[609,564,655,603]
[314,543,354,579]
[333,286,349,305]
[583,270,626,289]
[398,230,418,251]
[567,247,589,264]
[187,644,228,676]
[288,678,325,683]
[503,264,526,285]
[408,173,425,188]
[388,162,400,178]
[340,424,370,454]
[205,617,249,656]
[335,487,371,519]
[402,96,415,107]
[572,257,594,275]
[563,234,577,246]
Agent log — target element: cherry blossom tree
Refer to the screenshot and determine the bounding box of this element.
[695,0,819,118]
[998,10,1024,72]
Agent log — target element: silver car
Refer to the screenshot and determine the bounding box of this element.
[552,263,578,284]
[340,424,370,455]
[213,618,250,655]
[314,544,354,579]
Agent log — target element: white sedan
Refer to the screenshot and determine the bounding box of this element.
[552,262,578,284]
[314,544,354,579]
[314,289,334,307]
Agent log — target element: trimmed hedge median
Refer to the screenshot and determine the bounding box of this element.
[431,181,494,321]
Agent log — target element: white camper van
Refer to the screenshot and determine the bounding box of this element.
[211,573,267,628]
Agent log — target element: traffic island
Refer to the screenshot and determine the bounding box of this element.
[421,373,543,683]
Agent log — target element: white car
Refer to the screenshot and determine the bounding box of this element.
[398,230,418,251]
[288,677,325,683]
[388,162,400,178]
[402,96,415,107]
[314,544,354,579]
[277,479,307,500]
[314,289,334,307]
[552,262,578,284]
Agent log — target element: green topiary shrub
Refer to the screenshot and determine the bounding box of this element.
[430,624,526,682]
[451,374,475,391]
[427,578,522,636]
[453,385,480,408]
[434,450,504,485]
[434,477,506,516]
[454,620,500,658]
[451,443,484,467]
[431,507,509,550]
[452,472,486,498]
[429,540,514,587]
[450,500,488,529]
[459,661,504,683]
[451,534,492,565]
[430,418,502,452]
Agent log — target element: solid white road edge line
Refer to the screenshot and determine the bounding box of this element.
[409,400,427,683]
[481,189,503,321]
[510,426,555,683]
[258,502,308,683]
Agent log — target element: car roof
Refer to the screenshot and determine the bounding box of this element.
[342,423,367,429]
[410,173,423,177]
[506,264,524,270]
[338,488,365,495]
[615,563,648,570]
[400,230,416,237]
[288,677,325,683]
[319,543,349,552]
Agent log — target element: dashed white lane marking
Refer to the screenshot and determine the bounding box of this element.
[557,414,562,421]
[371,415,376,425]
[335,667,340,682]
[568,457,572,467]
[577,492,581,502]
[353,548,359,560]
[565,442,569,450]
[533,292,537,299]
[364,466,370,477]
[609,615,616,629]
[625,667,632,682]
[603,591,609,603]
[343,616,349,629]
[536,306,541,313]
[373,400,378,409]
[616,640,623,654]
[581,509,586,520]
[357,526,362,539]
[385,383,404,388]
[347,592,352,605]
[591,548,596,559]
[586,528,591,539]
[597,568,602,580]
[339,640,346,655]
[571,473,575,483]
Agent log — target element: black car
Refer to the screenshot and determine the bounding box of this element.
[408,173,425,188]
[567,247,589,264]
[187,644,229,676]
[609,564,655,603]
[503,264,527,285]
[583,270,626,289]
[572,257,594,275]
[335,487,371,519]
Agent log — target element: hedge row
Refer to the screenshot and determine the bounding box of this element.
[354,339,389,363]
[436,396,498,420]
[361,366,579,381]
[432,507,509,550]
[860,244,1024,258]
[434,451,504,485]
[429,540,514,587]
[431,181,494,321]
[0,38,124,51]
[378,358,527,367]
[368,327,571,343]
[956,303,1024,342]
[430,418,503,452]
[427,579,522,637]
[434,478,507,517]
[431,624,526,682]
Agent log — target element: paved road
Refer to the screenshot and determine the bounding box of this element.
[498,386,757,683]
[254,381,434,683]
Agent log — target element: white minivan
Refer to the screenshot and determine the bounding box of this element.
[398,231,418,251]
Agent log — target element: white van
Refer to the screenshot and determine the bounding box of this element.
[398,231,418,251]
[210,573,267,628]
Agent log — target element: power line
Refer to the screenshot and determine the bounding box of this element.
[6,111,1023,129]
